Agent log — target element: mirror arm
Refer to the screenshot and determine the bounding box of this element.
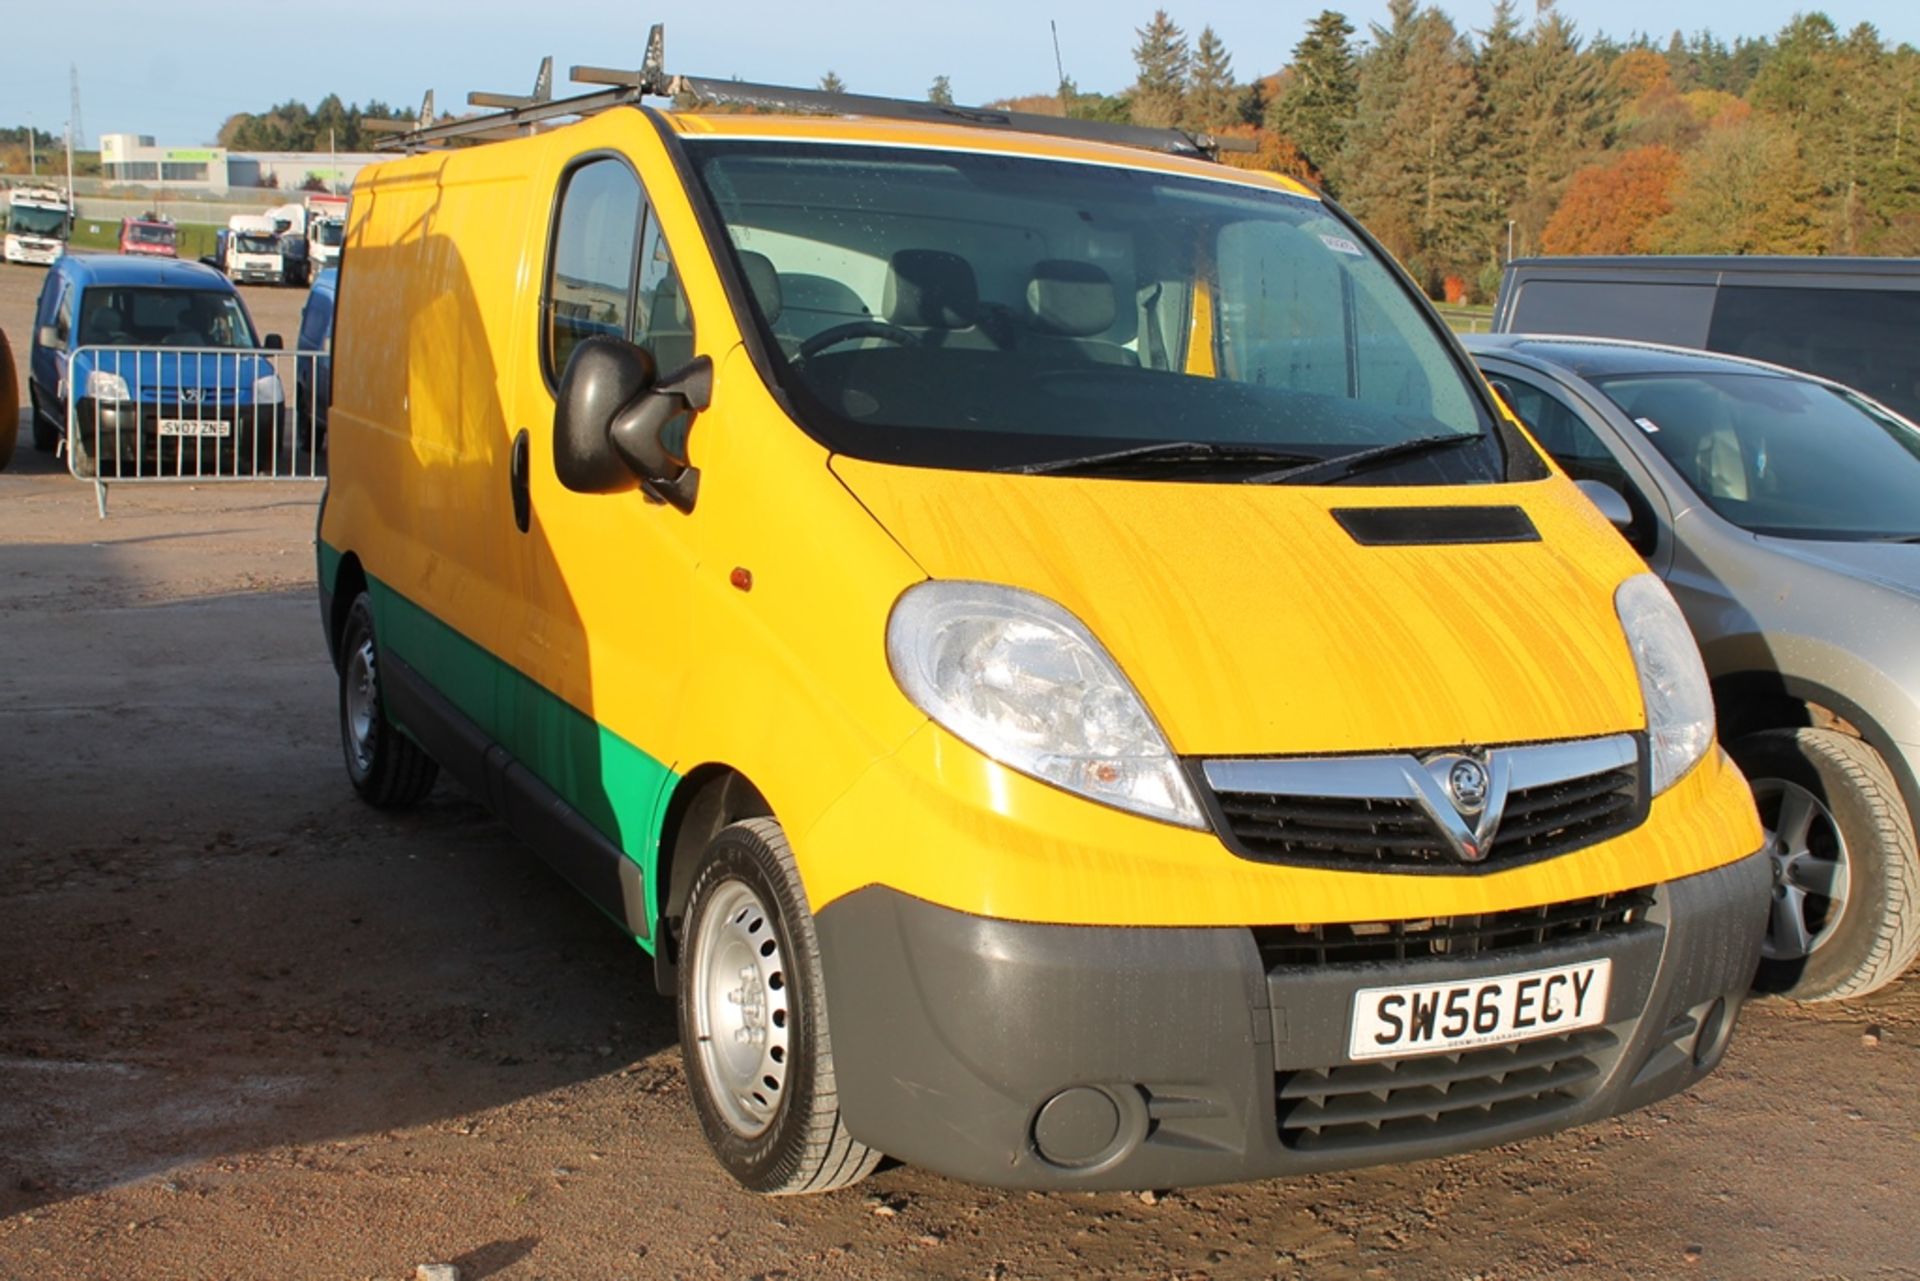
[608,355,713,514]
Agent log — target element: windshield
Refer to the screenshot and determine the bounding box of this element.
[8,205,67,238]
[126,223,176,246]
[683,140,1500,481]
[1592,371,1920,541]
[312,220,344,247]
[77,287,258,350]
[235,233,278,255]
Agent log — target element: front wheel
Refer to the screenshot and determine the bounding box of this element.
[677,818,880,1195]
[1731,728,1920,1000]
[337,593,438,808]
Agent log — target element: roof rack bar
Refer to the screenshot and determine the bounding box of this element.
[365,90,436,136]
[469,56,554,109]
[665,74,1231,159]
[373,23,1252,160]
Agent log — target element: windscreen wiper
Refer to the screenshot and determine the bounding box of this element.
[1246,432,1484,486]
[1012,440,1320,477]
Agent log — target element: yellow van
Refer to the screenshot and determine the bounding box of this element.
[317,77,1768,1194]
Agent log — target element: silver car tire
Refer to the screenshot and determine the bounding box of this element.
[1732,728,1920,1001]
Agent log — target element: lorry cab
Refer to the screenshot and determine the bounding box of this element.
[119,216,179,258]
[4,186,70,266]
[318,79,1768,1196]
[220,214,285,285]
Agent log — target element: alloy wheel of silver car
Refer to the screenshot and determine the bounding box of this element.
[689,878,792,1139]
[344,634,379,776]
[1753,777,1851,961]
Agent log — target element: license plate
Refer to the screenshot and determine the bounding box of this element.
[158,419,230,438]
[1348,958,1611,1061]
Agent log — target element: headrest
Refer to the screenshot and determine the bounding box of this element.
[883,249,979,328]
[1026,260,1117,337]
[737,249,783,325]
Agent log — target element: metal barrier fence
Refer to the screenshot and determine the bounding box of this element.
[65,345,328,515]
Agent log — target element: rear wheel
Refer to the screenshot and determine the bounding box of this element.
[677,817,879,1195]
[338,592,438,808]
[1732,728,1920,1000]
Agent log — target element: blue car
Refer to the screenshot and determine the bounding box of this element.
[293,267,335,459]
[27,255,285,477]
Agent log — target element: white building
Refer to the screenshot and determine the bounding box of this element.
[99,133,385,194]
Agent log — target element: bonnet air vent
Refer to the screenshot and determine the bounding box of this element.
[1332,506,1540,546]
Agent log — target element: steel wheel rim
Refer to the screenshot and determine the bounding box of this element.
[344,635,378,775]
[1753,777,1851,961]
[689,878,792,1139]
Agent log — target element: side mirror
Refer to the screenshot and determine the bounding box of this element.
[553,336,711,511]
[263,333,284,351]
[1574,478,1634,532]
[38,325,60,349]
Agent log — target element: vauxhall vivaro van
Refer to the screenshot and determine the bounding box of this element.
[317,69,1768,1195]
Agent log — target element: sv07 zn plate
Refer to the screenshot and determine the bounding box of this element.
[1348,958,1612,1061]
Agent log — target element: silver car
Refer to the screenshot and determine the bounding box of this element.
[1466,334,1920,1001]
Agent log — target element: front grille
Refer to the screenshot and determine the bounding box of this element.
[1204,740,1644,873]
[1276,1028,1615,1152]
[1217,793,1449,863]
[1252,887,1655,968]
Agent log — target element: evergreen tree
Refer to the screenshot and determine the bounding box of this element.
[1187,26,1238,131]
[1269,10,1358,193]
[1339,1,1486,290]
[820,71,847,94]
[1131,10,1191,129]
[1484,3,1620,263]
[928,75,954,106]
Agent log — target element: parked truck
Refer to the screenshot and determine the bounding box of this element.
[4,186,71,266]
[119,214,179,258]
[305,193,348,275]
[215,214,286,285]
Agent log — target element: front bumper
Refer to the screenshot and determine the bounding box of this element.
[72,397,281,461]
[815,848,1768,1190]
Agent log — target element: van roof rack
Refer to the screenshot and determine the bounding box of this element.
[371,24,1249,162]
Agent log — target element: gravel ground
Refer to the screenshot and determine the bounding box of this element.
[2,264,1917,1281]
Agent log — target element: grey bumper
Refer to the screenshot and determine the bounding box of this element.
[815,850,1769,1191]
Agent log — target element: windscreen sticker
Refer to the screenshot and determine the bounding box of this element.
[1634,416,1661,434]
[1320,234,1365,257]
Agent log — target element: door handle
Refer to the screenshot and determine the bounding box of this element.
[509,429,531,533]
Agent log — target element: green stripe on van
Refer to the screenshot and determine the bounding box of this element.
[350,567,677,938]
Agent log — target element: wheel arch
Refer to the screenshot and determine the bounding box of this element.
[650,764,773,993]
[1711,668,1920,831]
[326,551,368,672]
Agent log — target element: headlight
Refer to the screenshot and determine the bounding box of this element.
[887,581,1205,828]
[86,369,130,402]
[1615,574,1713,794]
[252,373,285,405]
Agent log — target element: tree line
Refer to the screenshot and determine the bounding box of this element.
[215,97,414,153]
[914,5,1920,301]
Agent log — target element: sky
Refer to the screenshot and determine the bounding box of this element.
[4,0,1919,150]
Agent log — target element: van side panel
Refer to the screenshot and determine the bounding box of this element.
[325,143,686,917]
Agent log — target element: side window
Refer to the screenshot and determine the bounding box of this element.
[1494,372,1658,554]
[636,211,692,374]
[545,158,643,384]
[54,287,73,349]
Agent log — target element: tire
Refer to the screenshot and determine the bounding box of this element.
[337,592,438,808]
[30,387,58,453]
[1731,728,1920,1001]
[677,817,880,1195]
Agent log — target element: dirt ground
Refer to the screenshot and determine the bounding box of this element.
[2,265,1917,1281]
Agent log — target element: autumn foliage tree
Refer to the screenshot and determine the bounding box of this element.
[1540,146,1683,253]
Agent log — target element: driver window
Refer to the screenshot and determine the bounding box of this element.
[54,291,72,347]
[545,157,642,386]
